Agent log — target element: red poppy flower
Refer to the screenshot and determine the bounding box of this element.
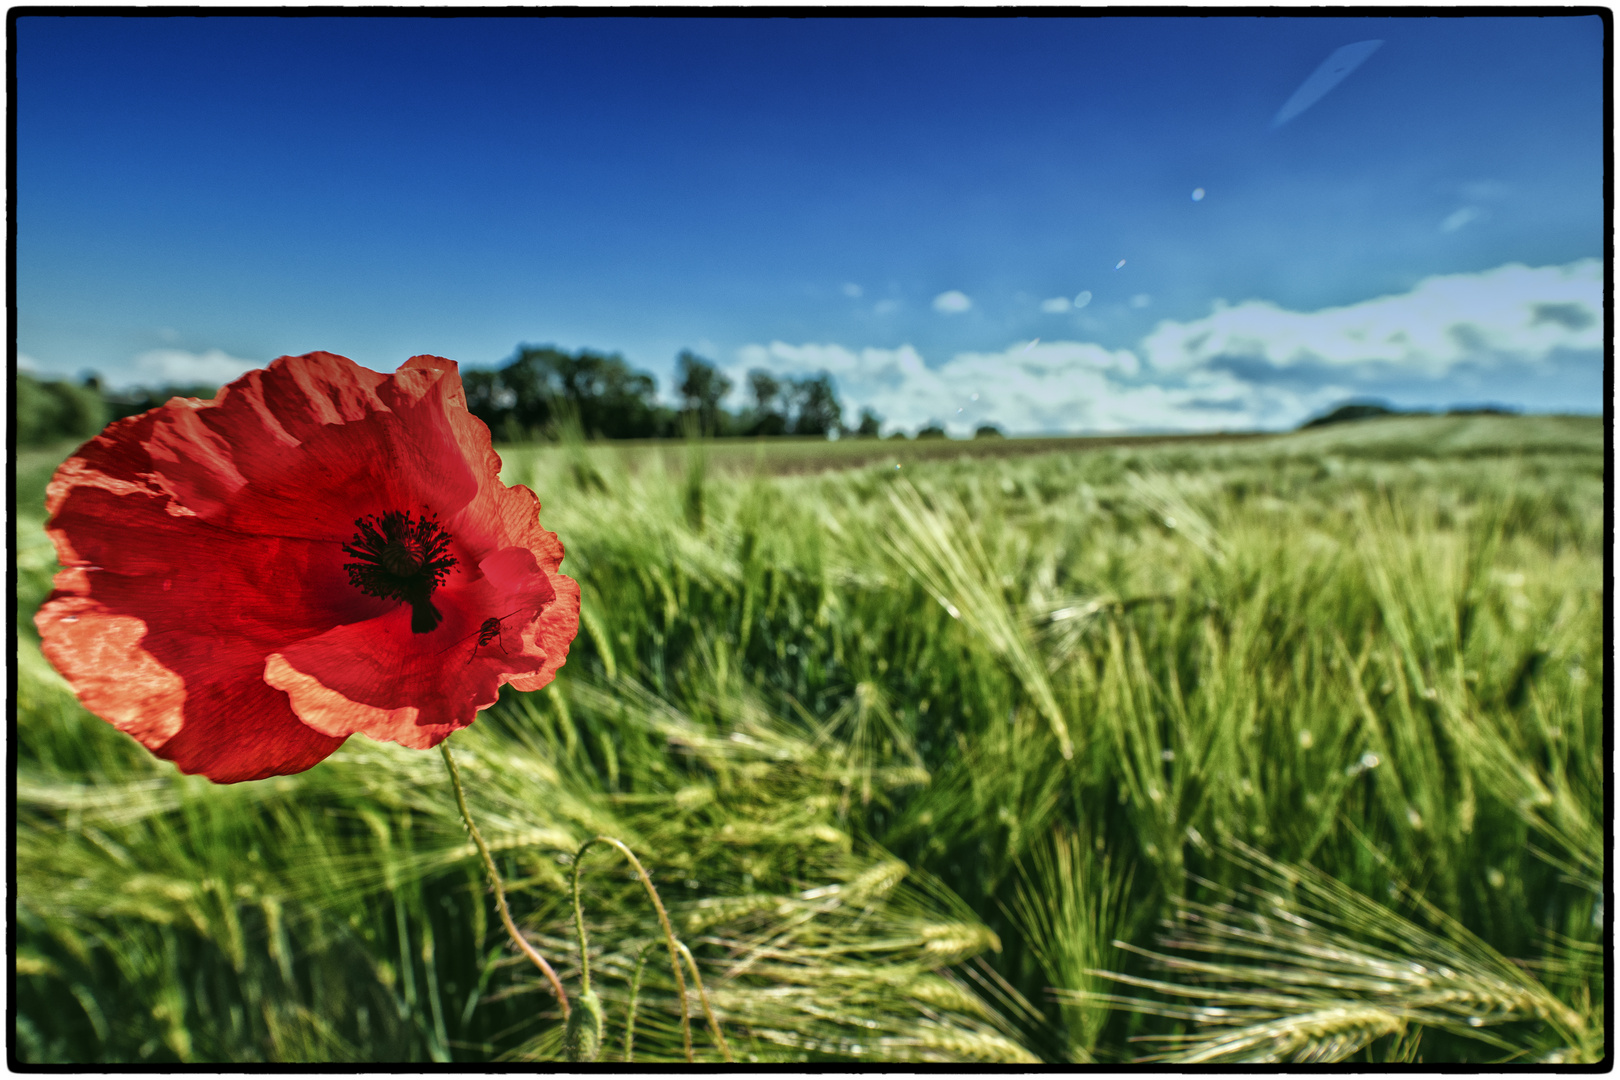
[34,352,580,783]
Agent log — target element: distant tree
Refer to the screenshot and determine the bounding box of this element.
[886,431,910,441]
[788,372,844,437]
[468,345,673,441]
[915,423,948,440]
[464,348,858,443]
[747,370,780,410]
[973,424,1004,439]
[102,380,219,423]
[461,368,513,428]
[745,369,787,436]
[676,351,732,436]
[17,373,107,446]
[547,347,664,439]
[855,407,883,438]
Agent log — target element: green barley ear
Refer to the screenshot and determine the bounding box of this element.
[562,987,605,1062]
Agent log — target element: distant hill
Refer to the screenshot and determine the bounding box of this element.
[1300,402,1401,428]
[1300,401,1519,430]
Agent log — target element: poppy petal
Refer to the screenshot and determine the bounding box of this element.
[265,547,560,747]
[34,351,578,782]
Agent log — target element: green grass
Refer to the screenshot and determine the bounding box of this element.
[14,414,1605,1063]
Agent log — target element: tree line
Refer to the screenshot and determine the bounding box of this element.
[462,345,879,442]
[17,345,1009,447]
[16,372,221,447]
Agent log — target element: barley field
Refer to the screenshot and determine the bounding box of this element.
[13,414,1605,1064]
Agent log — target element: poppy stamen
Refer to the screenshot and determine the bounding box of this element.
[343,510,459,633]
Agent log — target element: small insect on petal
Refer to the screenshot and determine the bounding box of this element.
[439,608,528,666]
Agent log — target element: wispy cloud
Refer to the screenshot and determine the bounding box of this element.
[1040,291,1094,314]
[19,345,266,390]
[123,347,262,390]
[732,338,1336,435]
[1141,259,1600,376]
[932,290,972,314]
[1440,206,1482,232]
[1272,40,1383,128]
[734,261,1600,435]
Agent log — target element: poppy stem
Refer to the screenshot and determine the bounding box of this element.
[573,835,714,1063]
[439,742,572,1021]
[569,847,592,998]
[675,939,735,1063]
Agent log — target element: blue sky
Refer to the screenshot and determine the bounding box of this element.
[16,14,1606,434]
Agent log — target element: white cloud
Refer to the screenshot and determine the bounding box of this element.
[1141,260,1601,376]
[1440,206,1482,232]
[842,282,863,298]
[1130,294,1152,309]
[15,351,95,382]
[1039,296,1072,314]
[735,261,1600,435]
[124,347,262,390]
[21,346,265,389]
[1073,290,1093,309]
[733,341,924,386]
[932,290,972,314]
[732,338,1170,435]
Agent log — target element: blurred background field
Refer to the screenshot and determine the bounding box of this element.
[14,413,1604,1064]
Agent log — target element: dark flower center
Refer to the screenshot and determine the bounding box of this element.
[342,510,458,633]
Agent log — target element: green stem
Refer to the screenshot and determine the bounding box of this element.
[573,835,693,1063]
[570,841,593,997]
[676,939,735,1063]
[440,742,571,1020]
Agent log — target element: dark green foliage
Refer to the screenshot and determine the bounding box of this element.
[736,368,845,438]
[676,351,732,436]
[788,373,844,437]
[855,408,884,438]
[16,372,226,449]
[466,345,677,440]
[452,344,846,444]
[103,382,220,423]
[16,373,108,446]
[974,425,1004,439]
[916,424,947,440]
[744,369,786,436]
